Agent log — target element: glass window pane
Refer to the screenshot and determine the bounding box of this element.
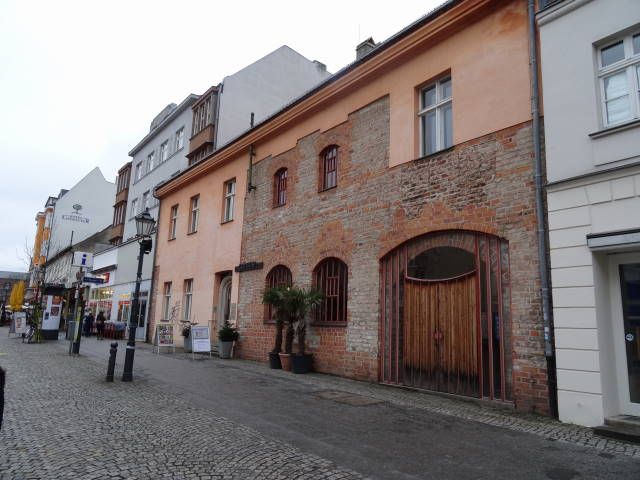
[441,78,452,99]
[633,35,640,55]
[442,102,453,149]
[421,86,436,108]
[421,111,437,155]
[601,41,625,67]
[606,96,632,124]
[604,72,629,100]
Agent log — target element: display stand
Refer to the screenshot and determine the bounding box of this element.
[154,323,175,354]
[190,325,212,360]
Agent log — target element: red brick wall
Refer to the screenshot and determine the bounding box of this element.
[237,96,549,414]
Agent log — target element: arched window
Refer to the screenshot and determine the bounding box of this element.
[313,257,348,325]
[264,265,292,323]
[320,145,338,191]
[273,168,287,207]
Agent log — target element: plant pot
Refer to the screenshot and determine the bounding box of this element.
[279,352,292,371]
[291,353,313,374]
[269,352,282,369]
[219,340,234,359]
[183,335,192,353]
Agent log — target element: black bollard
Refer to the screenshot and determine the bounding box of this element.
[106,342,118,382]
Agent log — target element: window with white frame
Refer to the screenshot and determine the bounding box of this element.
[147,151,155,173]
[418,76,453,156]
[130,198,138,218]
[162,282,172,320]
[176,127,184,151]
[598,33,640,127]
[160,141,169,162]
[222,179,236,222]
[169,204,178,240]
[142,191,150,211]
[188,195,199,233]
[183,279,193,321]
[135,162,143,182]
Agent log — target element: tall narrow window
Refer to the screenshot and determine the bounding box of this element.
[183,279,193,321]
[320,146,338,191]
[135,162,143,181]
[313,258,348,325]
[222,179,236,222]
[160,141,169,162]
[130,198,138,218]
[419,76,453,156]
[188,195,199,233]
[598,33,640,127]
[142,191,150,211]
[264,265,293,323]
[162,282,172,320]
[273,168,287,207]
[147,151,155,172]
[176,127,184,150]
[169,204,178,240]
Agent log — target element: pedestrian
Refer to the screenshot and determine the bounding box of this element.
[96,310,105,340]
[83,310,94,337]
[0,366,5,430]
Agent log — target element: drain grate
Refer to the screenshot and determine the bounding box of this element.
[314,390,384,406]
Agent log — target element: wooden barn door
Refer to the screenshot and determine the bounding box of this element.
[403,273,478,396]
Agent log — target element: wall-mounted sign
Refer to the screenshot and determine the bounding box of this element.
[82,276,104,284]
[234,261,263,273]
[62,205,90,224]
[72,251,94,268]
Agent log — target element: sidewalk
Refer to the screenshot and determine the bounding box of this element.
[66,333,640,459]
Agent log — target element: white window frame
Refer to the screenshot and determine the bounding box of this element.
[147,151,155,173]
[160,141,169,162]
[142,191,150,211]
[169,204,178,240]
[183,279,193,321]
[176,127,184,151]
[598,33,640,128]
[222,179,236,223]
[162,282,172,320]
[188,195,199,233]
[130,198,138,218]
[135,162,143,182]
[418,76,453,156]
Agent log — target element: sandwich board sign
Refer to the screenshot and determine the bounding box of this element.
[154,323,175,354]
[191,325,211,358]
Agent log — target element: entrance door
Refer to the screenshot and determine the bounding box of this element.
[135,295,147,341]
[218,276,232,330]
[611,255,640,416]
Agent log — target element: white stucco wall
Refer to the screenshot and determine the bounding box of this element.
[216,45,331,147]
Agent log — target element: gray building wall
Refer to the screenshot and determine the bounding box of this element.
[216,45,331,147]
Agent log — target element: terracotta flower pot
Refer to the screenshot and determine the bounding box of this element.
[279,352,292,371]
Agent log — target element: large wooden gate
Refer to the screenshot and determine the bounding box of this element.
[380,231,512,401]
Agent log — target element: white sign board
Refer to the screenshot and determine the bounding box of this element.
[42,295,62,331]
[72,251,94,268]
[191,326,211,354]
[13,312,27,335]
[154,323,175,354]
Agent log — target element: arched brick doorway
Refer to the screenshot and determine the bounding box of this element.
[380,230,513,402]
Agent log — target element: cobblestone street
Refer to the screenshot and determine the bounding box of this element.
[1,329,640,479]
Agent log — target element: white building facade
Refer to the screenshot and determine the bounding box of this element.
[538,0,640,426]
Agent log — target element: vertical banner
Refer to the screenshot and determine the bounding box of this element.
[42,295,62,331]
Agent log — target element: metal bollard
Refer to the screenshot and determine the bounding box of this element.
[106,342,118,382]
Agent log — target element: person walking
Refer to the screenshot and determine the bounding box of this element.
[83,310,94,337]
[95,311,105,340]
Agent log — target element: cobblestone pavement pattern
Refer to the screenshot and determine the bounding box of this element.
[2,329,640,479]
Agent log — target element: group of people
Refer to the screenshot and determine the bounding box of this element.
[82,310,106,340]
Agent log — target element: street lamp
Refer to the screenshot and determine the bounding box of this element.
[122,209,155,382]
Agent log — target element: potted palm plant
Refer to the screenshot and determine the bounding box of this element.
[289,287,323,374]
[218,321,239,359]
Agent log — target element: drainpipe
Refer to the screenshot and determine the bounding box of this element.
[529,0,557,418]
[247,112,256,192]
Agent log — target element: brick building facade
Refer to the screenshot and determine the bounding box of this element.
[238,95,549,414]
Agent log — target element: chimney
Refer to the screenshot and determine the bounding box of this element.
[356,37,376,60]
[313,60,327,73]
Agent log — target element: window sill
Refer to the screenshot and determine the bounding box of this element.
[186,230,197,236]
[318,185,337,194]
[416,145,455,162]
[589,118,640,139]
[310,321,347,328]
[221,219,234,225]
[272,203,286,209]
[168,237,176,242]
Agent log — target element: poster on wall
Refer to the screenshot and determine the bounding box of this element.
[191,326,211,357]
[154,323,175,354]
[42,295,62,331]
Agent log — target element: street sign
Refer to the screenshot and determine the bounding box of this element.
[72,251,94,268]
[82,276,104,284]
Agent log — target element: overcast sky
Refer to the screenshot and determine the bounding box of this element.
[0,0,445,272]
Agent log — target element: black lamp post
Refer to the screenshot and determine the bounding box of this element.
[122,209,155,382]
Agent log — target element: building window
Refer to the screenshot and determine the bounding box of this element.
[130,198,138,218]
[183,279,193,321]
[222,179,236,222]
[162,282,172,320]
[313,257,348,325]
[188,195,199,233]
[320,146,338,191]
[599,33,640,127]
[419,76,453,156]
[169,204,178,240]
[264,265,293,323]
[273,168,287,207]
[160,141,169,162]
[135,162,143,182]
[142,191,150,211]
[147,151,155,173]
[176,127,184,151]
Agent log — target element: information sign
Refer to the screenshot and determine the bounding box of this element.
[154,323,175,354]
[191,326,211,354]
